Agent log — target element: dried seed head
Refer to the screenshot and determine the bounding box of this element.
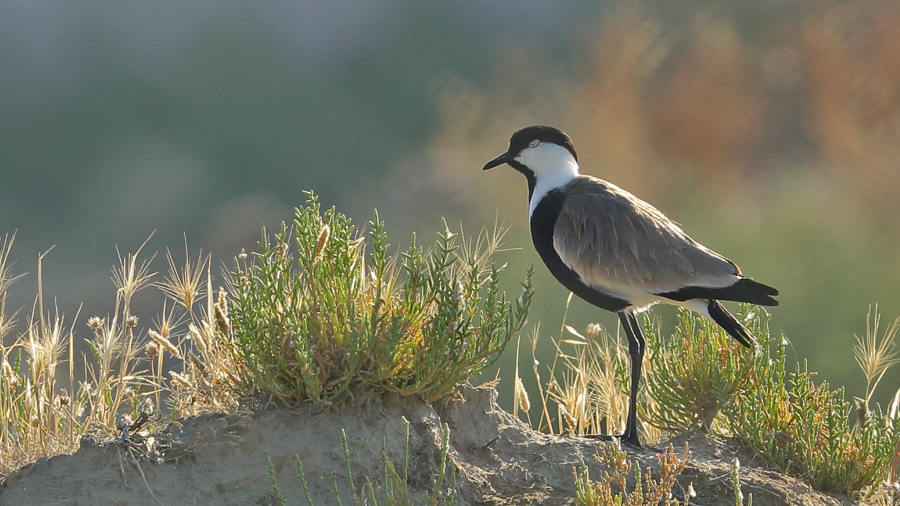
[559,404,576,432]
[314,224,330,262]
[854,396,870,429]
[125,314,139,327]
[546,379,559,396]
[3,360,19,389]
[238,249,247,260]
[148,328,181,358]
[141,397,155,415]
[214,287,230,335]
[170,371,192,389]
[189,323,209,356]
[87,316,105,331]
[514,376,531,413]
[55,391,71,408]
[146,341,159,360]
[585,323,602,339]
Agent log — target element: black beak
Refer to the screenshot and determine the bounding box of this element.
[482,151,513,170]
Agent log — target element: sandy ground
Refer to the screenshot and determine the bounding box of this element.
[0,386,854,506]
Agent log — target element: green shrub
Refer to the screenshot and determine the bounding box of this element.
[644,307,758,434]
[726,328,900,494]
[534,304,900,498]
[229,191,533,404]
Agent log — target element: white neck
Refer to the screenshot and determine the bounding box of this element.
[518,143,580,217]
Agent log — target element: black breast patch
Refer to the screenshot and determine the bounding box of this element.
[530,189,630,312]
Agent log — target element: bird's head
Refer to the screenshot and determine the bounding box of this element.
[482,126,579,196]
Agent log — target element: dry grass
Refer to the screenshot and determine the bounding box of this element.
[513,293,662,444]
[854,306,900,411]
[1,235,79,476]
[0,233,243,478]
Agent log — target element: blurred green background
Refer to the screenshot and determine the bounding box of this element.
[2,1,899,409]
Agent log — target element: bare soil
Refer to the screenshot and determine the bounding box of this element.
[0,386,854,506]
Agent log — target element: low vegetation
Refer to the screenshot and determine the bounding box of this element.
[521,301,900,499]
[0,194,532,479]
[3,196,900,503]
[230,191,532,404]
[574,442,690,506]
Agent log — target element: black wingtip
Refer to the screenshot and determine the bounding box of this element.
[658,278,779,307]
[754,280,779,297]
[707,299,755,347]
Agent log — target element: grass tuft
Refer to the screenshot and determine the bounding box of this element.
[228,191,533,404]
[1,236,167,476]
[853,306,900,413]
[518,294,658,441]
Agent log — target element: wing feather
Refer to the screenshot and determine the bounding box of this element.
[552,176,739,296]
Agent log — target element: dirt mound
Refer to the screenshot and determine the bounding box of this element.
[0,386,851,506]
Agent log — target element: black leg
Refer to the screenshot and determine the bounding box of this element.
[618,310,644,446]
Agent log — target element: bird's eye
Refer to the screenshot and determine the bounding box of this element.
[528,139,540,148]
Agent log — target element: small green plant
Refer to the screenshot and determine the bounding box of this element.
[725,310,900,494]
[269,457,287,506]
[644,307,758,434]
[273,417,456,506]
[574,442,690,506]
[527,300,900,499]
[730,458,751,506]
[229,191,533,404]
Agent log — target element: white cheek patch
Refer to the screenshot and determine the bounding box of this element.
[519,143,580,217]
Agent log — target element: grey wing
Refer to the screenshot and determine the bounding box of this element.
[552,178,740,295]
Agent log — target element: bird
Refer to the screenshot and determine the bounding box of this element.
[482,125,779,446]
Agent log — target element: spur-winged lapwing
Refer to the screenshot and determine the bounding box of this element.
[483,125,778,446]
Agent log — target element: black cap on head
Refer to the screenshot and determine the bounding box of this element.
[508,125,578,161]
[482,125,577,171]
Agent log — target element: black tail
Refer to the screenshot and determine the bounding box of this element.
[707,300,754,347]
[658,278,779,307]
